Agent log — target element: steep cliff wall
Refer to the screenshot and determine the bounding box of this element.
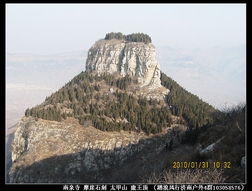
[86,39,162,88]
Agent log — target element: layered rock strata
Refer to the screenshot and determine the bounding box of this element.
[86,39,164,89]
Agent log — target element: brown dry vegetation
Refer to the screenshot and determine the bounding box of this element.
[145,169,225,184]
[142,104,245,183]
[197,104,245,183]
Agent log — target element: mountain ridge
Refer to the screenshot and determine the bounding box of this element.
[9,33,221,183]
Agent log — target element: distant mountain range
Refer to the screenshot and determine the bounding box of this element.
[7,44,245,109]
[157,44,246,108]
[6,44,245,133]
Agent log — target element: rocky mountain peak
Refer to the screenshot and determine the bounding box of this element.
[8,33,229,184]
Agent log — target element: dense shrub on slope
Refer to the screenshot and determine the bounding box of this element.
[25,72,172,135]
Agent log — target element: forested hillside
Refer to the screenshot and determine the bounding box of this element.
[25,72,172,135]
[25,71,217,136]
[161,72,216,129]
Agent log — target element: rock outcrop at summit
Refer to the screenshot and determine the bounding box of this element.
[86,39,162,89]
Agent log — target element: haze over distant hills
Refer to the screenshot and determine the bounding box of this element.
[6,44,245,136]
[6,44,245,126]
[6,51,85,131]
[157,44,246,108]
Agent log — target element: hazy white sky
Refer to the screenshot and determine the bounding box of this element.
[6,4,246,54]
[6,4,246,110]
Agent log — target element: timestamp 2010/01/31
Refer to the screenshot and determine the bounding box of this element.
[172,161,232,169]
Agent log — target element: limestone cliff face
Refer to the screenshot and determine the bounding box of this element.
[86,39,162,88]
[9,117,159,183]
